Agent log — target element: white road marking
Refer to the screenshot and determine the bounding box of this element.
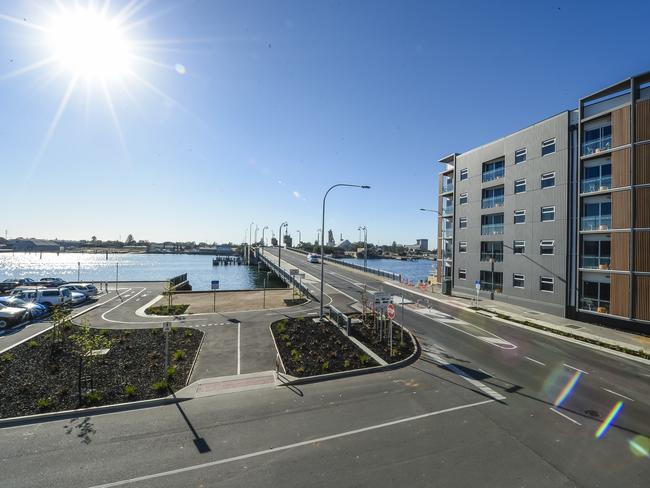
[602,388,634,401]
[87,399,495,488]
[549,407,582,426]
[425,352,506,401]
[237,320,241,375]
[563,363,589,374]
[524,356,546,366]
[100,288,147,322]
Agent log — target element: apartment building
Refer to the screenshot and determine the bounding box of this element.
[436,71,650,331]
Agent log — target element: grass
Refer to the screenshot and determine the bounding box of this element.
[145,304,189,316]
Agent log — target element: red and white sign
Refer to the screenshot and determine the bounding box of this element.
[387,303,396,319]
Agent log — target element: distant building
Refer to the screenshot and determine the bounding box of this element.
[406,239,429,252]
[327,230,335,247]
[336,239,355,251]
[9,238,60,252]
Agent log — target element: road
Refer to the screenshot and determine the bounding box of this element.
[1,250,648,487]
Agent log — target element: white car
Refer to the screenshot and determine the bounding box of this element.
[307,253,320,263]
[11,287,72,308]
[70,291,88,305]
[60,283,98,297]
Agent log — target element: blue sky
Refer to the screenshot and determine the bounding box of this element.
[1,0,649,247]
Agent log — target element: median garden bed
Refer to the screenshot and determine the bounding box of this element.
[348,313,415,363]
[271,317,378,377]
[0,323,203,419]
[145,304,189,316]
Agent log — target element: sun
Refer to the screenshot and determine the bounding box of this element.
[47,8,132,80]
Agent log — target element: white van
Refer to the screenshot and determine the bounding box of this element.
[307,253,320,263]
[11,288,72,308]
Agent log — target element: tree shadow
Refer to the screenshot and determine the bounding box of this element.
[63,416,96,444]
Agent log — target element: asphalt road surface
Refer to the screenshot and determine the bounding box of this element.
[1,251,648,487]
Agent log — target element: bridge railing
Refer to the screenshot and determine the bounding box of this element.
[329,305,351,336]
[257,252,314,300]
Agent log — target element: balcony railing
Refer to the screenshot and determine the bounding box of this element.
[442,230,453,239]
[580,255,611,269]
[580,215,612,231]
[579,298,610,314]
[479,281,503,293]
[583,135,612,156]
[482,167,505,183]
[442,181,454,193]
[442,204,453,216]
[480,252,503,262]
[481,196,504,209]
[581,175,612,194]
[481,224,504,235]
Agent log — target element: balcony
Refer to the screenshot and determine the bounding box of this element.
[579,298,610,314]
[442,204,453,216]
[479,281,503,293]
[442,230,453,239]
[482,167,505,183]
[583,135,611,156]
[580,215,612,231]
[581,175,612,194]
[442,181,454,193]
[481,196,504,209]
[481,224,504,236]
[580,255,611,270]
[480,252,503,262]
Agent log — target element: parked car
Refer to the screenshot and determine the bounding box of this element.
[307,253,320,263]
[0,297,47,319]
[11,288,72,308]
[0,304,30,329]
[0,278,37,293]
[39,277,67,287]
[60,283,98,297]
[69,291,88,305]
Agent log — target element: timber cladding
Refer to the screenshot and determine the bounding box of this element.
[612,189,631,229]
[635,187,650,228]
[610,232,630,271]
[635,231,650,272]
[610,273,630,318]
[611,105,631,148]
[636,144,650,185]
[634,276,650,321]
[611,148,631,188]
[636,99,650,143]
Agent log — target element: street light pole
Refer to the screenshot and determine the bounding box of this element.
[261,226,269,248]
[254,225,259,245]
[490,255,495,300]
[320,184,370,321]
[296,230,301,247]
[278,221,288,267]
[358,226,367,269]
[248,221,255,265]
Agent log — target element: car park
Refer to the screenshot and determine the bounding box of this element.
[69,291,88,305]
[0,278,37,293]
[0,297,47,319]
[0,304,30,329]
[11,287,72,308]
[39,277,67,287]
[60,283,98,297]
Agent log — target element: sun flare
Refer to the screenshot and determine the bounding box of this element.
[47,8,132,80]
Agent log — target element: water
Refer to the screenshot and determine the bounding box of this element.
[0,252,284,291]
[339,257,435,283]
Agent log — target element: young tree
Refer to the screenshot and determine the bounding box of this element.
[163,281,175,310]
[50,305,72,357]
[70,320,113,405]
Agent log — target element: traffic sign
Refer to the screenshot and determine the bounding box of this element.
[290,268,299,276]
[387,303,396,319]
[475,280,481,291]
[162,321,172,333]
[211,280,220,290]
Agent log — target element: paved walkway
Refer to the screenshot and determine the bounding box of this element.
[393,282,650,356]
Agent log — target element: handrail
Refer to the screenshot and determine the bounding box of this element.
[257,252,314,299]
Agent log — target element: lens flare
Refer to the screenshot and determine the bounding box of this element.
[595,401,624,439]
[553,370,582,407]
[174,63,186,75]
[629,436,650,458]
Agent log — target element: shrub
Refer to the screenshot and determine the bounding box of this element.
[152,380,168,392]
[343,359,351,368]
[296,366,305,374]
[171,325,178,333]
[184,330,193,338]
[290,348,300,362]
[172,350,186,362]
[277,322,286,334]
[37,397,54,410]
[99,329,109,337]
[0,352,14,362]
[285,341,292,348]
[83,391,102,405]
[321,361,329,372]
[166,365,177,378]
[124,384,137,397]
[280,333,290,342]
[27,340,40,349]
[359,354,370,366]
[123,330,132,336]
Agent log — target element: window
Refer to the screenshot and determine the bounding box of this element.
[582,161,612,193]
[581,280,610,312]
[513,240,526,254]
[481,186,504,208]
[513,274,525,288]
[480,241,503,262]
[514,209,526,224]
[481,213,504,235]
[541,205,555,222]
[459,217,468,229]
[540,240,554,255]
[459,168,468,181]
[480,270,503,292]
[514,178,526,194]
[540,276,554,292]
[482,159,505,182]
[541,172,556,188]
[459,241,467,253]
[542,138,556,156]
[514,148,527,164]
[458,268,467,280]
[459,193,468,205]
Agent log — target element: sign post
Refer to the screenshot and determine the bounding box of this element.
[474,280,480,309]
[211,280,219,313]
[387,303,396,356]
[162,321,172,371]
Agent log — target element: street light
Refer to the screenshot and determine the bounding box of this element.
[316,229,321,248]
[261,226,269,248]
[278,221,288,267]
[320,184,370,321]
[254,225,259,245]
[296,229,301,247]
[358,226,367,269]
